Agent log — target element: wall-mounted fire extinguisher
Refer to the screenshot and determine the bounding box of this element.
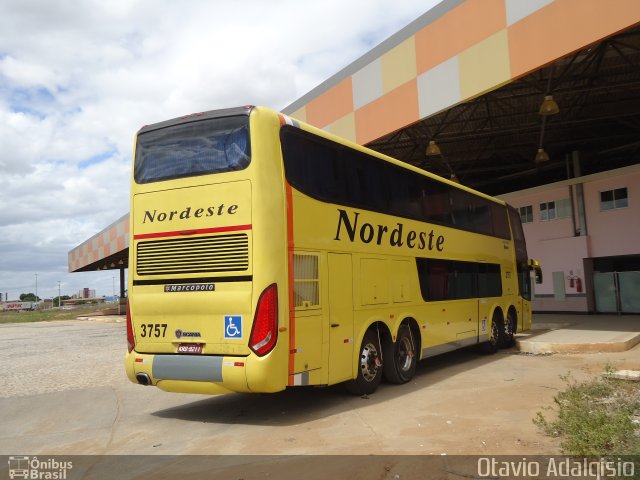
[567,270,582,292]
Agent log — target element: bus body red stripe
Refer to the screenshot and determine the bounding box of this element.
[133,224,252,240]
[285,182,296,385]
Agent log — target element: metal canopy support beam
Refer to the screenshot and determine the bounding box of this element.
[572,150,588,237]
[119,267,125,315]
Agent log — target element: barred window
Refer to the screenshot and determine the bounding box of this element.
[293,254,320,309]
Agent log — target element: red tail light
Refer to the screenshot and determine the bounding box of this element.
[126,299,135,353]
[249,284,278,356]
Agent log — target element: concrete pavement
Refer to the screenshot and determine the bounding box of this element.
[2,315,639,460]
[517,313,640,354]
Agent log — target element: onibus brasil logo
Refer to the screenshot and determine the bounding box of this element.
[8,456,73,479]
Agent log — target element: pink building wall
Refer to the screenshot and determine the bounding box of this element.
[500,164,640,312]
[584,173,640,258]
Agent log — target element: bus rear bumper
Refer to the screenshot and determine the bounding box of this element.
[125,351,251,394]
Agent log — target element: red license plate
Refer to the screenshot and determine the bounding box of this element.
[177,343,203,354]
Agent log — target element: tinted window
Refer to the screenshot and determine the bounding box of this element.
[425,183,452,225]
[508,206,528,263]
[135,115,250,183]
[452,261,476,299]
[491,203,511,238]
[281,126,509,239]
[478,263,502,297]
[417,259,450,302]
[517,262,532,301]
[416,258,502,301]
[507,206,532,300]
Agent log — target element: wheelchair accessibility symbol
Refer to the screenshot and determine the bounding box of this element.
[224,315,243,339]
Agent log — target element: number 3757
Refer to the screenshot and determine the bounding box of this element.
[140,323,167,338]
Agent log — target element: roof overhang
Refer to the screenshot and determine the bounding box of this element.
[68,214,129,272]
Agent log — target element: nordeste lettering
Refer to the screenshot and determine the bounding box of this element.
[143,204,238,223]
[334,208,445,252]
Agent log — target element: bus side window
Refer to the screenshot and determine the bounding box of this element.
[491,203,511,239]
[426,188,452,225]
[417,259,448,302]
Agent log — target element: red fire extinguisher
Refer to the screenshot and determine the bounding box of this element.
[569,277,575,288]
[576,278,583,293]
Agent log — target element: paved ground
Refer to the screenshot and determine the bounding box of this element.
[517,313,640,353]
[0,314,638,460]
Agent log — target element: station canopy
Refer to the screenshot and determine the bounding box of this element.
[366,25,640,195]
[70,0,640,273]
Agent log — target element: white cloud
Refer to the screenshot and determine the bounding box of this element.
[0,56,60,91]
[0,0,441,299]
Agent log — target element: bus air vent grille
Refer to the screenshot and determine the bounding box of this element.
[136,233,249,275]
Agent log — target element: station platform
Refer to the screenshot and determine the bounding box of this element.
[516,313,640,354]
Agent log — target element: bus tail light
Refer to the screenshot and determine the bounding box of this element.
[249,284,278,357]
[126,299,135,353]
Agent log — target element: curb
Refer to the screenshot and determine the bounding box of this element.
[515,332,640,354]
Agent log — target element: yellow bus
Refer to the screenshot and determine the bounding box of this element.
[125,105,542,395]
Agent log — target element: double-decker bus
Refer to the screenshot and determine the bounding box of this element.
[125,105,542,395]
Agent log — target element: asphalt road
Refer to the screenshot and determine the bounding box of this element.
[1,317,638,459]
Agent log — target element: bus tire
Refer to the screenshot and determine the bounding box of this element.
[480,314,503,354]
[501,310,517,348]
[346,329,383,395]
[383,324,417,384]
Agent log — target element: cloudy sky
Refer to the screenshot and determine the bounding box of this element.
[0,0,440,301]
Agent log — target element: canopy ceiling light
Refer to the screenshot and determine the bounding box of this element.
[425,140,441,156]
[535,74,555,163]
[535,148,550,163]
[539,95,560,116]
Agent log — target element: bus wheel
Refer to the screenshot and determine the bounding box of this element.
[346,329,382,395]
[501,310,516,349]
[383,324,417,384]
[480,314,503,354]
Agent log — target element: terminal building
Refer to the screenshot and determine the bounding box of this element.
[69,0,640,314]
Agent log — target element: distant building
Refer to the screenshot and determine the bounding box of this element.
[76,288,97,299]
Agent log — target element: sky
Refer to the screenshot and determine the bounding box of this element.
[0,0,441,301]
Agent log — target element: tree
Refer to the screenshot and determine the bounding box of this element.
[53,295,71,306]
[20,293,40,301]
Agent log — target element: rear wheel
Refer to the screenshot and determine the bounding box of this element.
[480,314,503,354]
[346,329,383,395]
[383,324,417,384]
[501,310,516,348]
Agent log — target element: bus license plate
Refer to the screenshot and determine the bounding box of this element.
[177,343,203,354]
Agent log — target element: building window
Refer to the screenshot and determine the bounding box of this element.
[540,201,556,221]
[555,198,571,219]
[600,188,628,211]
[539,198,571,221]
[518,205,533,224]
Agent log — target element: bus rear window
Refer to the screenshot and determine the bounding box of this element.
[134,115,250,183]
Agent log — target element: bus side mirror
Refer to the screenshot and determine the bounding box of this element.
[528,259,543,284]
[534,268,543,284]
